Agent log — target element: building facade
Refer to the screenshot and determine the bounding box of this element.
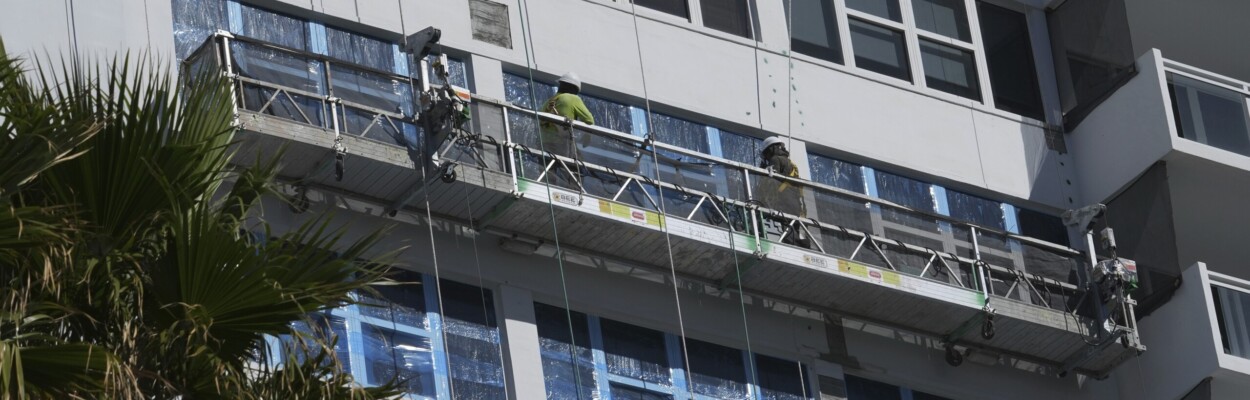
[3,0,1249,399]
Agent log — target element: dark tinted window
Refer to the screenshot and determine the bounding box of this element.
[601,318,671,384]
[849,19,911,82]
[845,374,902,400]
[702,0,753,38]
[1016,208,1068,245]
[785,0,843,64]
[920,39,981,101]
[912,0,970,41]
[846,0,901,22]
[635,0,691,19]
[978,2,1043,120]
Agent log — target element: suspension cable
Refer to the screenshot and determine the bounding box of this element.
[397,4,455,395]
[515,0,589,397]
[626,1,697,389]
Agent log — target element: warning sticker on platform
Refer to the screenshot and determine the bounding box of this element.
[839,260,900,287]
[803,255,828,268]
[551,191,579,206]
[598,200,664,228]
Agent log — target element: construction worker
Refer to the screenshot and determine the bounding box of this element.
[540,72,595,160]
[758,136,810,248]
[538,72,594,189]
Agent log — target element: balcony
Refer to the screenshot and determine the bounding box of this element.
[1117,263,1250,400]
[185,32,1144,378]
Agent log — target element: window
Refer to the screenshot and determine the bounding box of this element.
[325,27,395,72]
[845,375,902,400]
[911,0,970,41]
[784,0,843,64]
[1016,208,1067,246]
[439,280,507,398]
[846,0,901,22]
[809,153,864,193]
[535,303,596,400]
[718,131,763,165]
[701,0,753,38]
[651,112,711,153]
[685,339,749,398]
[361,324,437,396]
[978,1,1043,120]
[425,54,470,89]
[874,171,933,211]
[849,19,910,82]
[601,318,671,385]
[755,354,809,399]
[945,189,1003,229]
[239,4,308,50]
[611,385,674,400]
[171,0,226,59]
[1168,74,1250,157]
[634,0,691,19]
[919,39,980,101]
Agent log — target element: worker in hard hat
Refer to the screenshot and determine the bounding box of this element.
[538,72,595,188]
[758,136,810,248]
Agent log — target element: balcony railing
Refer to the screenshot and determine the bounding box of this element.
[185,32,1144,373]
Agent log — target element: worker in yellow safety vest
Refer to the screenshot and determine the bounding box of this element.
[758,136,810,247]
[540,72,595,160]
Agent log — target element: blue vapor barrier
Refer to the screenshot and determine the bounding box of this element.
[172,0,226,59]
[537,302,814,399]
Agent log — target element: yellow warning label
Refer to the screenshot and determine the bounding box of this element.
[838,260,868,278]
[597,200,664,228]
[882,270,901,286]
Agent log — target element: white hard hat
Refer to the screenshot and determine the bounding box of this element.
[762,136,785,151]
[558,72,581,90]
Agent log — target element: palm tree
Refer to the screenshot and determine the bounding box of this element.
[0,38,402,399]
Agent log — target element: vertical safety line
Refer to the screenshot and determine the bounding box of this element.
[514,0,588,397]
[627,2,696,389]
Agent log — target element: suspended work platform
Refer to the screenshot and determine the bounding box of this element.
[188,33,1145,378]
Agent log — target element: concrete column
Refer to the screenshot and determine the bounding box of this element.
[497,284,546,399]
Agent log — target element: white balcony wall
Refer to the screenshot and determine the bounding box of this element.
[1115,263,1250,400]
[1067,49,1175,205]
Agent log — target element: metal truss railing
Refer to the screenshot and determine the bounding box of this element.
[184,33,1126,335]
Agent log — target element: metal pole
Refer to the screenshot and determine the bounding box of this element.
[971,226,990,301]
[744,168,761,254]
[1084,230,1109,334]
[218,34,241,127]
[503,107,520,194]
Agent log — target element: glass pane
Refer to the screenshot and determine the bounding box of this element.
[809,153,864,193]
[440,280,507,399]
[701,0,753,38]
[913,391,954,400]
[845,374,902,400]
[755,355,808,400]
[240,4,307,50]
[920,39,980,101]
[978,1,1043,120]
[425,54,470,89]
[634,0,691,19]
[610,384,674,400]
[1170,76,1250,156]
[289,314,351,369]
[846,0,901,22]
[912,0,970,41]
[535,303,596,400]
[719,130,762,165]
[686,339,748,398]
[172,0,226,60]
[584,95,635,134]
[358,271,426,329]
[785,0,842,64]
[650,112,710,153]
[1016,208,1068,246]
[946,189,1003,229]
[875,171,932,211]
[504,72,557,110]
[326,27,395,72]
[600,318,671,385]
[361,324,437,397]
[849,19,911,82]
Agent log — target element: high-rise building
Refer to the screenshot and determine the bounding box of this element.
[4,0,1248,398]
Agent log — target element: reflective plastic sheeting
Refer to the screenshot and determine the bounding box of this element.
[649,112,709,154]
[755,354,810,400]
[326,27,395,72]
[172,0,225,60]
[535,303,598,400]
[361,324,437,397]
[718,130,762,166]
[425,54,470,89]
[945,189,1004,229]
[686,339,750,399]
[600,318,671,385]
[239,4,308,50]
[439,280,507,399]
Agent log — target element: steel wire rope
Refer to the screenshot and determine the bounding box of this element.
[397,4,454,395]
[713,189,761,390]
[625,1,698,392]
[459,169,513,397]
[514,0,591,397]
